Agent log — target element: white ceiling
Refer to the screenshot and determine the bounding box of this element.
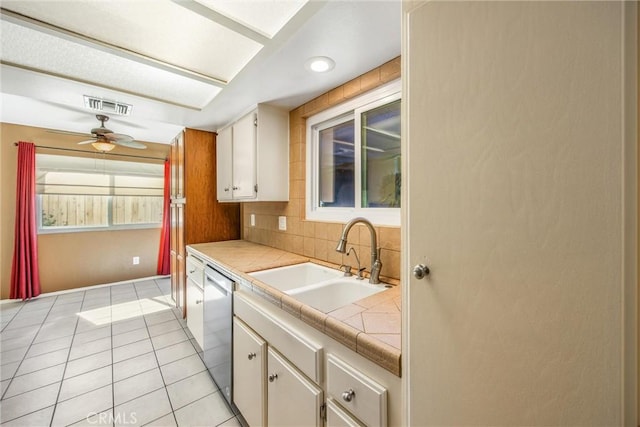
[0,0,401,145]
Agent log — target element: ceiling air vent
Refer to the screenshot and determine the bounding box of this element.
[83,96,132,116]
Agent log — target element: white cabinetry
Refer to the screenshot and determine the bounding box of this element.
[233,317,267,427]
[268,347,324,427]
[327,354,387,427]
[185,255,204,349]
[216,104,289,202]
[232,287,397,426]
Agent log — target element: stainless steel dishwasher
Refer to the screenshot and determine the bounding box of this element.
[203,265,234,409]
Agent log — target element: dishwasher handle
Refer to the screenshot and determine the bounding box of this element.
[205,269,233,295]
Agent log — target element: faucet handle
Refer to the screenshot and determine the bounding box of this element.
[356,267,366,280]
[339,264,353,277]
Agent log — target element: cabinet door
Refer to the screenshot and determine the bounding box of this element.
[216,126,234,201]
[186,278,204,349]
[176,131,185,198]
[267,347,323,427]
[233,318,266,427]
[231,112,257,200]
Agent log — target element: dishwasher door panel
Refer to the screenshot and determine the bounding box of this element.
[204,267,233,407]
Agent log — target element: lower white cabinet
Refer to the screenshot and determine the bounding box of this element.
[232,291,395,426]
[233,317,267,427]
[186,277,204,349]
[267,347,324,427]
[233,317,324,427]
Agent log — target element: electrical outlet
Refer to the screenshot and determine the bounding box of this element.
[278,216,287,231]
[250,214,256,227]
[133,256,140,265]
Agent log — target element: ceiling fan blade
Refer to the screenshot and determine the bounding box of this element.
[47,129,93,137]
[103,132,134,143]
[112,139,147,149]
[77,139,97,145]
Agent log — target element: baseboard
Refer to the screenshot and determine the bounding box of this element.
[0,275,171,304]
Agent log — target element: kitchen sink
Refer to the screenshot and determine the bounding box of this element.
[249,263,388,313]
[289,279,388,313]
[248,262,342,292]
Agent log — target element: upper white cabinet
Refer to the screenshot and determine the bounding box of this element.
[216,104,289,202]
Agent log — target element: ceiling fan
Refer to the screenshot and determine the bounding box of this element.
[78,114,146,152]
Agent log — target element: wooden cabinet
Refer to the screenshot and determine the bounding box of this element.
[216,104,289,202]
[170,128,241,318]
[233,317,267,427]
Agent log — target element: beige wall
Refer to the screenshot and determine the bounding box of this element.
[242,57,402,282]
[1,122,170,298]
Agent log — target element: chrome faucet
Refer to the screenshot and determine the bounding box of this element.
[335,217,382,284]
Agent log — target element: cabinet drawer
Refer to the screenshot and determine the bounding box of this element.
[327,354,387,427]
[234,291,323,383]
[186,255,204,288]
[326,398,365,427]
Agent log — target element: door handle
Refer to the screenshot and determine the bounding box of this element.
[412,264,430,279]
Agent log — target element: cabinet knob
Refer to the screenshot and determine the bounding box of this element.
[248,352,256,360]
[232,186,239,190]
[224,187,229,192]
[342,389,355,402]
[195,299,203,304]
[268,373,278,382]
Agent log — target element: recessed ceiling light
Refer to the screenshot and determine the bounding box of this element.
[305,56,335,73]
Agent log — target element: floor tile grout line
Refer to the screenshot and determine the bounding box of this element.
[48,290,87,427]
[110,284,116,425]
[0,294,60,402]
[134,279,181,427]
[0,363,66,401]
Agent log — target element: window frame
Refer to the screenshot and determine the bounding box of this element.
[36,155,164,235]
[306,79,401,226]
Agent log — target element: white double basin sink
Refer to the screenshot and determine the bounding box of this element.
[248,262,389,313]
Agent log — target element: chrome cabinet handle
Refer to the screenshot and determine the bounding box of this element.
[412,264,430,280]
[268,373,278,382]
[232,186,239,190]
[342,389,355,402]
[195,299,203,304]
[224,187,229,192]
[248,352,256,360]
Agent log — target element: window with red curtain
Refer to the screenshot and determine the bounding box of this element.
[11,141,41,300]
[157,159,170,275]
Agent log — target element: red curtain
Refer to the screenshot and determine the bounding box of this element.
[157,159,171,275]
[10,142,41,300]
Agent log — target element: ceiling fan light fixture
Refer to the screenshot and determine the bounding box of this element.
[91,141,116,152]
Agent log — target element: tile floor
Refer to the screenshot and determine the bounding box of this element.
[0,278,242,427]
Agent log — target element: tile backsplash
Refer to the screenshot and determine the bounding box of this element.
[242,57,401,281]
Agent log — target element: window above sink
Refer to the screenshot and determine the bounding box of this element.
[306,80,401,227]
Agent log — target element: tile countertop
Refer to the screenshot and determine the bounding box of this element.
[188,240,401,377]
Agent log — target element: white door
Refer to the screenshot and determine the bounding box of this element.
[232,112,257,200]
[403,2,637,426]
